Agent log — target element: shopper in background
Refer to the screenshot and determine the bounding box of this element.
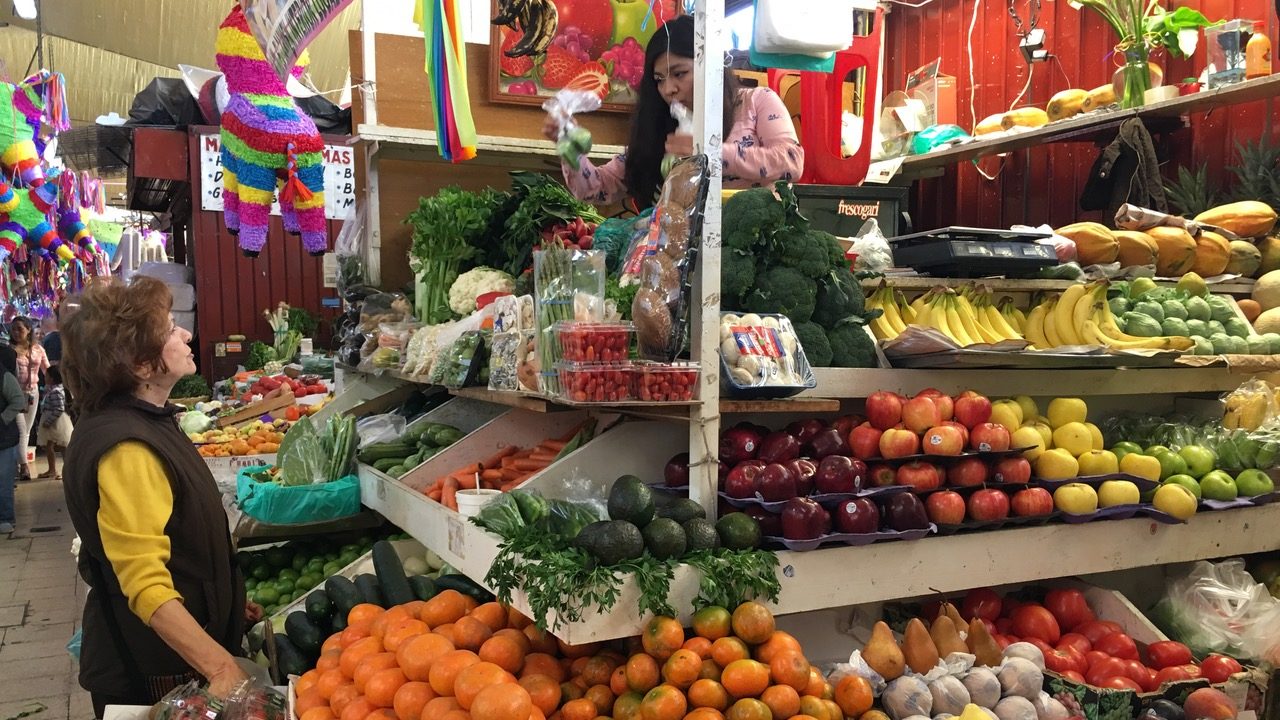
[546,15,804,210]
[0,346,25,535]
[11,317,48,481]
[37,366,72,481]
[41,313,61,368]
[62,277,251,713]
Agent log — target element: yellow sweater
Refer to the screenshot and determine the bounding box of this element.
[97,441,182,624]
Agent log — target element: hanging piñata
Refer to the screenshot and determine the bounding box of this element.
[0,71,69,189]
[0,182,74,263]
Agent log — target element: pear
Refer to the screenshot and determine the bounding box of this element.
[967,618,1003,667]
[902,618,940,674]
[863,620,906,680]
[930,614,969,658]
[942,602,966,630]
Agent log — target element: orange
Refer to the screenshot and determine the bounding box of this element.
[683,637,713,659]
[570,676,590,692]
[802,669,826,699]
[730,603,775,646]
[557,639,602,659]
[394,682,438,720]
[317,670,347,701]
[423,697,463,719]
[323,634,345,655]
[660,649,702,690]
[471,602,510,632]
[470,683,533,720]
[584,685,614,715]
[570,657,591,678]
[581,656,619,687]
[296,691,327,717]
[401,600,430,620]
[721,660,770,700]
[354,653,400,693]
[349,603,384,627]
[524,626,559,655]
[519,674,562,715]
[430,649,482,696]
[434,624,459,645]
[561,698,599,720]
[761,685,800,720]
[834,676,872,718]
[328,685,359,717]
[769,652,811,692]
[480,634,528,674]
[398,632,456,682]
[440,710,472,720]
[858,711,890,720]
[300,707,336,720]
[699,660,722,682]
[522,653,566,683]
[692,607,733,641]
[685,709,726,720]
[455,662,517,709]
[507,606,533,630]
[798,695,828,720]
[821,699,843,720]
[688,679,731,711]
[341,637,385,679]
[494,628,533,655]
[384,618,430,653]
[754,632,803,665]
[529,710,545,720]
[793,716,822,720]
[726,699,772,720]
[711,638,751,669]
[423,590,471,628]
[612,691,644,720]
[610,665,629,696]
[372,606,413,639]
[625,654,661,694]
[297,670,322,698]
[366,710,398,720]
[639,684,687,720]
[641,617,684,662]
[454,616,496,652]
[340,625,373,649]
[365,667,408,709]
[560,681,585,704]
[340,698,377,720]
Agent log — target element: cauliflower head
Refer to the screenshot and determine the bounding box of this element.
[448,267,516,317]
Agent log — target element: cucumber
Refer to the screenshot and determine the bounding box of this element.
[372,457,406,473]
[388,465,408,479]
[372,541,415,606]
[274,635,309,678]
[435,574,494,604]
[354,573,385,606]
[358,442,415,464]
[408,575,438,601]
[285,611,324,656]
[305,591,335,625]
[324,575,361,616]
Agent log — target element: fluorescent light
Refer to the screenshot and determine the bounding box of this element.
[13,0,37,20]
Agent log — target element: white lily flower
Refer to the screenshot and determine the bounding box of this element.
[1178,28,1199,56]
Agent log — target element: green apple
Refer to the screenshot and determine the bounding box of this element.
[1153,483,1199,520]
[1177,445,1217,479]
[1110,441,1144,462]
[1155,451,1189,481]
[1200,470,1239,501]
[1098,479,1140,507]
[1163,474,1203,500]
[1054,482,1100,514]
[1146,444,1171,457]
[1235,468,1275,497]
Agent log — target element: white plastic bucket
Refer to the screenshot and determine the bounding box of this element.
[455,488,502,518]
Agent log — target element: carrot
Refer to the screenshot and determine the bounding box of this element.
[529,452,558,463]
[424,478,443,493]
[512,458,549,471]
[478,446,519,469]
[538,439,568,452]
[455,473,478,490]
[510,448,534,459]
[500,467,524,482]
[480,469,504,481]
[427,487,442,501]
[481,478,502,491]
[500,478,529,492]
[442,477,459,510]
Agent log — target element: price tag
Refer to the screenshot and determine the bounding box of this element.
[447,515,467,557]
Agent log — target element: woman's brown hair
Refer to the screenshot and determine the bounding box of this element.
[61,276,174,413]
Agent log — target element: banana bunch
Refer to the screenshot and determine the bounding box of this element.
[866,282,911,341]
[1024,282,1197,351]
[908,288,1022,346]
[999,297,1027,334]
[957,284,1025,343]
[493,0,559,57]
[1223,387,1274,431]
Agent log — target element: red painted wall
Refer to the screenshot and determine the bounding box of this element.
[883,0,1279,229]
[187,128,341,379]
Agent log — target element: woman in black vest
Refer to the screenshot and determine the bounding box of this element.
[0,345,25,534]
[61,277,255,715]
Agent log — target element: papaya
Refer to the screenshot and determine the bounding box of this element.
[1259,236,1280,275]
[1082,84,1117,112]
[1001,108,1050,130]
[1225,239,1263,277]
[1195,201,1278,238]
[975,113,1006,135]
[1114,230,1159,267]
[1192,231,1232,277]
[1056,222,1119,265]
[1148,226,1198,276]
[1047,89,1088,121]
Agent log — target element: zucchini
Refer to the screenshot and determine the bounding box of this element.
[324,575,362,617]
[372,540,416,606]
[436,574,494,604]
[372,457,406,473]
[354,573,385,606]
[408,575,438,601]
[305,591,334,625]
[285,611,324,656]
[273,635,309,678]
[388,465,408,479]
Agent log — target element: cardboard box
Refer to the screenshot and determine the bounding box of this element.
[904,60,957,127]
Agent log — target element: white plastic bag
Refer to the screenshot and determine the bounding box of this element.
[543,89,602,171]
[754,0,854,56]
[1153,558,1280,663]
[356,413,407,449]
[849,218,893,272]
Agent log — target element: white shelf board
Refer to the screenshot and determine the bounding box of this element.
[357,124,625,168]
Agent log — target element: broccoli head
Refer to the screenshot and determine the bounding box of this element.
[826,318,878,368]
[812,266,866,330]
[818,230,848,269]
[722,188,785,252]
[774,229,837,279]
[791,321,833,367]
[721,249,757,310]
[742,266,816,323]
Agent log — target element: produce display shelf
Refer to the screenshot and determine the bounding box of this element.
[449,386,840,416]
[358,124,626,170]
[804,366,1280,399]
[862,276,1257,296]
[898,75,1280,177]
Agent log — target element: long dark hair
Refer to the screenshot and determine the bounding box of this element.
[0,345,16,378]
[9,317,31,350]
[624,15,739,210]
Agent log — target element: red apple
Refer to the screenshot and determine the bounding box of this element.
[866,391,904,430]
[848,422,883,460]
[902,396,943,433]
[968,488,1012,521]
[780,497,830,540]
[830,414,863,438]
[785,419,826,446]
[993,456,1032,484]
[868,463,897,487]
[814,455,867,494]
[1011,487,1053,516]
[947,457,990,487]
[896,461,944,492]
[879,428,920,459]
[743,506,782,536]
[784,458,817,496]
[941,420,970,446]
[970,423,1012,452]
[832,497,880,533]
[953,390,993,429]
[917,388,954,421]
[925,490,967,524]
[757,463,799,502]
[724,460,766,498]
[923,424,966,456]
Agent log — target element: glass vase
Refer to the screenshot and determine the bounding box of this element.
[1120,47,1151,109]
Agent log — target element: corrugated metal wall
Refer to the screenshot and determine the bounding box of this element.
[884,0,1279,229]
[186,130,340,377]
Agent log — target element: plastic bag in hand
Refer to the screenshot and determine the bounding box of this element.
[220,678,287,720]
[543,90,601,170]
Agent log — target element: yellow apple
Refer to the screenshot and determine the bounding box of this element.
[1119,452,1162,483]
[1077,449,1120,476]
[1084,422,1105,451]
[1035,448,1080,480]
[1023,420,1053,447]
[1047,397,1088,429]
[1014,395,1040,423]
[1054,482,1100,513]
[991,400,1024,433]
[1011,426,1047,460]
[1153,483,1198,520]
[1098,479,1140,507]
[1052,422,1093,457]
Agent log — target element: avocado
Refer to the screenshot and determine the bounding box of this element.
[656,498,707,524]
[683,518,720,552]
[573,520,611,554]
[716,512,762,550]
[607,475,655,527]
[642,518,687,560]
[591,520,645,565]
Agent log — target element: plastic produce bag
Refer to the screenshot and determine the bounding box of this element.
[661,102,694,178]
[355,413,407,449]
[220,676,287,720]
[534,248,606,395]
[847,218,891,272]
[543,89,601,170]
[1151,558,1280,663]
[149,681,222,720]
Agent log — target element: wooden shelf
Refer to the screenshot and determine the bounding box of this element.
[862,276,1257,296]
[450,386,841,417]
[899,75,1280,178]
[357,124,625,170]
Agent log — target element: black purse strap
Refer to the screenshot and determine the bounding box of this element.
[86,555,149,700]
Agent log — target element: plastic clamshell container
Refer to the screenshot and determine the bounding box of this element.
[555,321,635,363]
[556,362,636,403]
[634,361,699,402]
[719,312,818,399]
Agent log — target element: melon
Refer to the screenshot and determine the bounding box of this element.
[1225,240,1263,277]
[1253,306,1280,334]
[1259,236,1280,275]
[1252,269,1280,311]
[1191,231,1231,277]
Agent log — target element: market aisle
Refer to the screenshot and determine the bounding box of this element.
[0,463,93,720]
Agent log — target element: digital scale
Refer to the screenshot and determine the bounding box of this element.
[886,226,1059,277]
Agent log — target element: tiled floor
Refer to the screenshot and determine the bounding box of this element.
[0,458,94,720]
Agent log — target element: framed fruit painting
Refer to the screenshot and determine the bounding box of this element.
[490,0,682,111]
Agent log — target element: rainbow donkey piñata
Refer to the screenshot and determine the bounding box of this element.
[216,4,327,257]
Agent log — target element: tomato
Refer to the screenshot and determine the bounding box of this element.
[1044,588,1095,632]
[1154,664,1202,687]
[1076,620,1124,645]
[1146,641,1194,670]
[1085,651,1112,670]
[1199,654,1243,683]
[962,588,1003,621]
[1043,647,1087,676]
[1094,632,1139,660]
[1086,657,1130,687]
[995,617,1014,635]
[1057,633,1092,655]
[1097,675,1143,691]
[1011,604,1062,644]
[1123,660,1156,691]
[1026,638,1054,655]
[993,634,1013,650]
[1061,670,1086,684]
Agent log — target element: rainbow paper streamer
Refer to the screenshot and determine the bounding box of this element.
[415,0,477,162]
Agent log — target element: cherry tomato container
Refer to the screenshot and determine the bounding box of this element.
[634,361,700,402]
[556,362,636,403]
[555,321,635,363]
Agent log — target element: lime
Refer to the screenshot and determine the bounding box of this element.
[296,574,318,590]
[324,552,338,562]
[264,604,279,616]
[339,544,360,556]
[278,568,300,583]
[256,587,281,605]
[338,552,359,567]
[245,578,259,591]
[251,564,271,581]
[291,555,309,572]
[322,562,341,576]
[306,559,325,574]
[275,580,295,595]
[264,547,290,568]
